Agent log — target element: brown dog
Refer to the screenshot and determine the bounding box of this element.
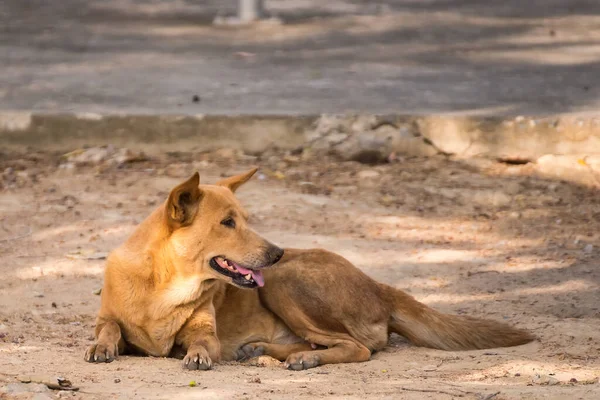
[85,169,284,369]
[86,169,534,370]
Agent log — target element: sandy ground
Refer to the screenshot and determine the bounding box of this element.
[0,148,599,399]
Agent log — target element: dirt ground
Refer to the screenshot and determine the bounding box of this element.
[0,148,599,399]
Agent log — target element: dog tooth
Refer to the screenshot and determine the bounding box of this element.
[244,274,252,280]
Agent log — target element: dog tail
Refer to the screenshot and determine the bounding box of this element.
[382,285,535,350]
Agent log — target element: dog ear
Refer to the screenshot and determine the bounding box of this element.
[216,167,258,193]
[166,172,202,228]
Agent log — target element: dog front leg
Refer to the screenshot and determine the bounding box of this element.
[175,305,221,370]
[85,319,127,363]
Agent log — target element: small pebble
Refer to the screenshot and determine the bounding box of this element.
[532,374,559,385]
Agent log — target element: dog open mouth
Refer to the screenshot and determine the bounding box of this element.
[209,256,265,288]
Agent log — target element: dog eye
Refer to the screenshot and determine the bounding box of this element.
[221,217,236,228]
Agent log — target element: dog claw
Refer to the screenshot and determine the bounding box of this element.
[183,350,213,371]
[286,353,320,371]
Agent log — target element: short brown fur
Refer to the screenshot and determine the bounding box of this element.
[87,170,534,370]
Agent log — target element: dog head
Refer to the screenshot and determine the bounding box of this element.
[164,168,283,289]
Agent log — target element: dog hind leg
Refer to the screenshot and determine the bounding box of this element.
[284,332,371,370]
[237,341,314,361]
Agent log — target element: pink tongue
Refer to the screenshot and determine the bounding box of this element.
[233,264,265,287]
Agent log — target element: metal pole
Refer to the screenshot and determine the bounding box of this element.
[238,0,264,22]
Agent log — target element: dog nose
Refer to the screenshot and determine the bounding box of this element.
[269,246,284,265]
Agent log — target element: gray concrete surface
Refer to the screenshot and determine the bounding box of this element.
[2,0,600,116]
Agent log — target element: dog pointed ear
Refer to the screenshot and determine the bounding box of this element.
[216,167,258,193]
[166,172,202,228]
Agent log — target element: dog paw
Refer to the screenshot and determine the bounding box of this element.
[85,343,117,363]
[183,347,213,370]
[285,352,320,371]
[236,343,265,361]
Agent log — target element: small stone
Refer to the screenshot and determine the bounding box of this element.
[532,374,559,385]
[51,302,57,308]
[569,378,578,383]
[246,376,261,384]
[422,365,437,372]
[509,211,521,219]
[92,288,102,295]
[583,244,593,253]
[114,378,121,383]
[245,355,282,367]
